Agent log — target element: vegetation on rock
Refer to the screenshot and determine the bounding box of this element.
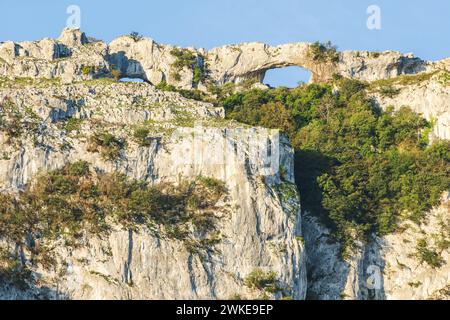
[156,80,207,101]
[128,31,144,42]
[87,131,125,161]
[220,79,450,255]
[0,98,40,145]
[0,162,227,289]
[308,41,340,63]
[170,48,205,86]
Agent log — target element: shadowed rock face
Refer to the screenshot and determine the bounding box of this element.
[0,28,437,89]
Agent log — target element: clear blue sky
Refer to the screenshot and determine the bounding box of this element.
[1,0,449,86]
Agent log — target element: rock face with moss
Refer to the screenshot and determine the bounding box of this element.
[305,196,450,300]
[0,77,306,299]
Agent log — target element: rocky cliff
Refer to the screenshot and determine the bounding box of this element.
[0,29,449,300]
[0,78,306,300]
[305,195,450,300]
[1,28,447,89]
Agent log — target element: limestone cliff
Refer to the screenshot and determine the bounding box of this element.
[370,71,450,140]
[0,29,449,301]
[305,195,450,300]
[0,79,306,300]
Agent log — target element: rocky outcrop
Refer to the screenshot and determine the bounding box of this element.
[371,71,450,140]
[1,28,446,89]
[0,29,110,84]
[0,80,306,300]
[1,29,449,301]
[304,195,450,300]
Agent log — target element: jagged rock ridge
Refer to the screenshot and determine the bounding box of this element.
[1,28,447,89]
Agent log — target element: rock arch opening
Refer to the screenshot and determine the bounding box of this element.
[119,77,145,83]
[263,66,312,88]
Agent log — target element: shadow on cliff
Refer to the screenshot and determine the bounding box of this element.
[294,150,387,300]
[108,51,152,84]
[0,276,69,300]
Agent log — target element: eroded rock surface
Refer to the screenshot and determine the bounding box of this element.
[304,195,450,300]
[1,28,446,89]
[0,80,306,300]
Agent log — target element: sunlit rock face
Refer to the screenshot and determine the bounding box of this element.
[0,29,449,301]
[0,80,306,300]
[1,28,443,88]
[304,196,450,300]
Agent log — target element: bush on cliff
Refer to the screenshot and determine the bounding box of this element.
[0,162,227,281]
[221,79,450,255]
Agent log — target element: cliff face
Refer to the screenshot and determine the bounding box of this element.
[0,80,306,300]
[305,72,450,300]
[0,29,449,300]
[371,72,450,140]
[305,196,450,300]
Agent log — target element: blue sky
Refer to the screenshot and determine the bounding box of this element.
[1,0,449,86]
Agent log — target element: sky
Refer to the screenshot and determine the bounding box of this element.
[1,0,449,87]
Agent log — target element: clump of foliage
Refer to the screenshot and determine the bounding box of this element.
[87,131,125,161]
[133,127,152,147]
[0,98,40,145]
[308,41,340,63]
[244,269,280,294]
[62,117,83,133]
[0,77,62,89]
[438,71,450,86]
[170,48,205,86]
[128,31,144,42]
[156,80,208,101]
[370,72,437,89]
[81,65,94,75]
[171,48,197,72]
[0,249,33,291]
[221,78,450,255]
[415,239,445,269]
[0,162,227,283]
[379,85,401,98]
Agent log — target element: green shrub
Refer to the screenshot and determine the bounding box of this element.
[67,161,90,177]
[308,41,340,63]
[379,85,401,98]
[81,65,94,75]
[63,118,83,133]
[0,99,40,144]
[171,48,197,70]
[222,79,450,253]
[170,48,204,86]
[156,80,176,92]
[197,177,227,198]
[0,249,33,291]
[193,65,203,85]
[156,80,207,101]
[129,31,143,42]
[0,163,228,274]
[244,269,280,294]
[88,132,125,161]
[415,239,444,269]
[133,127,151,147]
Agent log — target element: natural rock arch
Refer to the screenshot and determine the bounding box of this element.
[0,28,432,89]
[263,66,313,87]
